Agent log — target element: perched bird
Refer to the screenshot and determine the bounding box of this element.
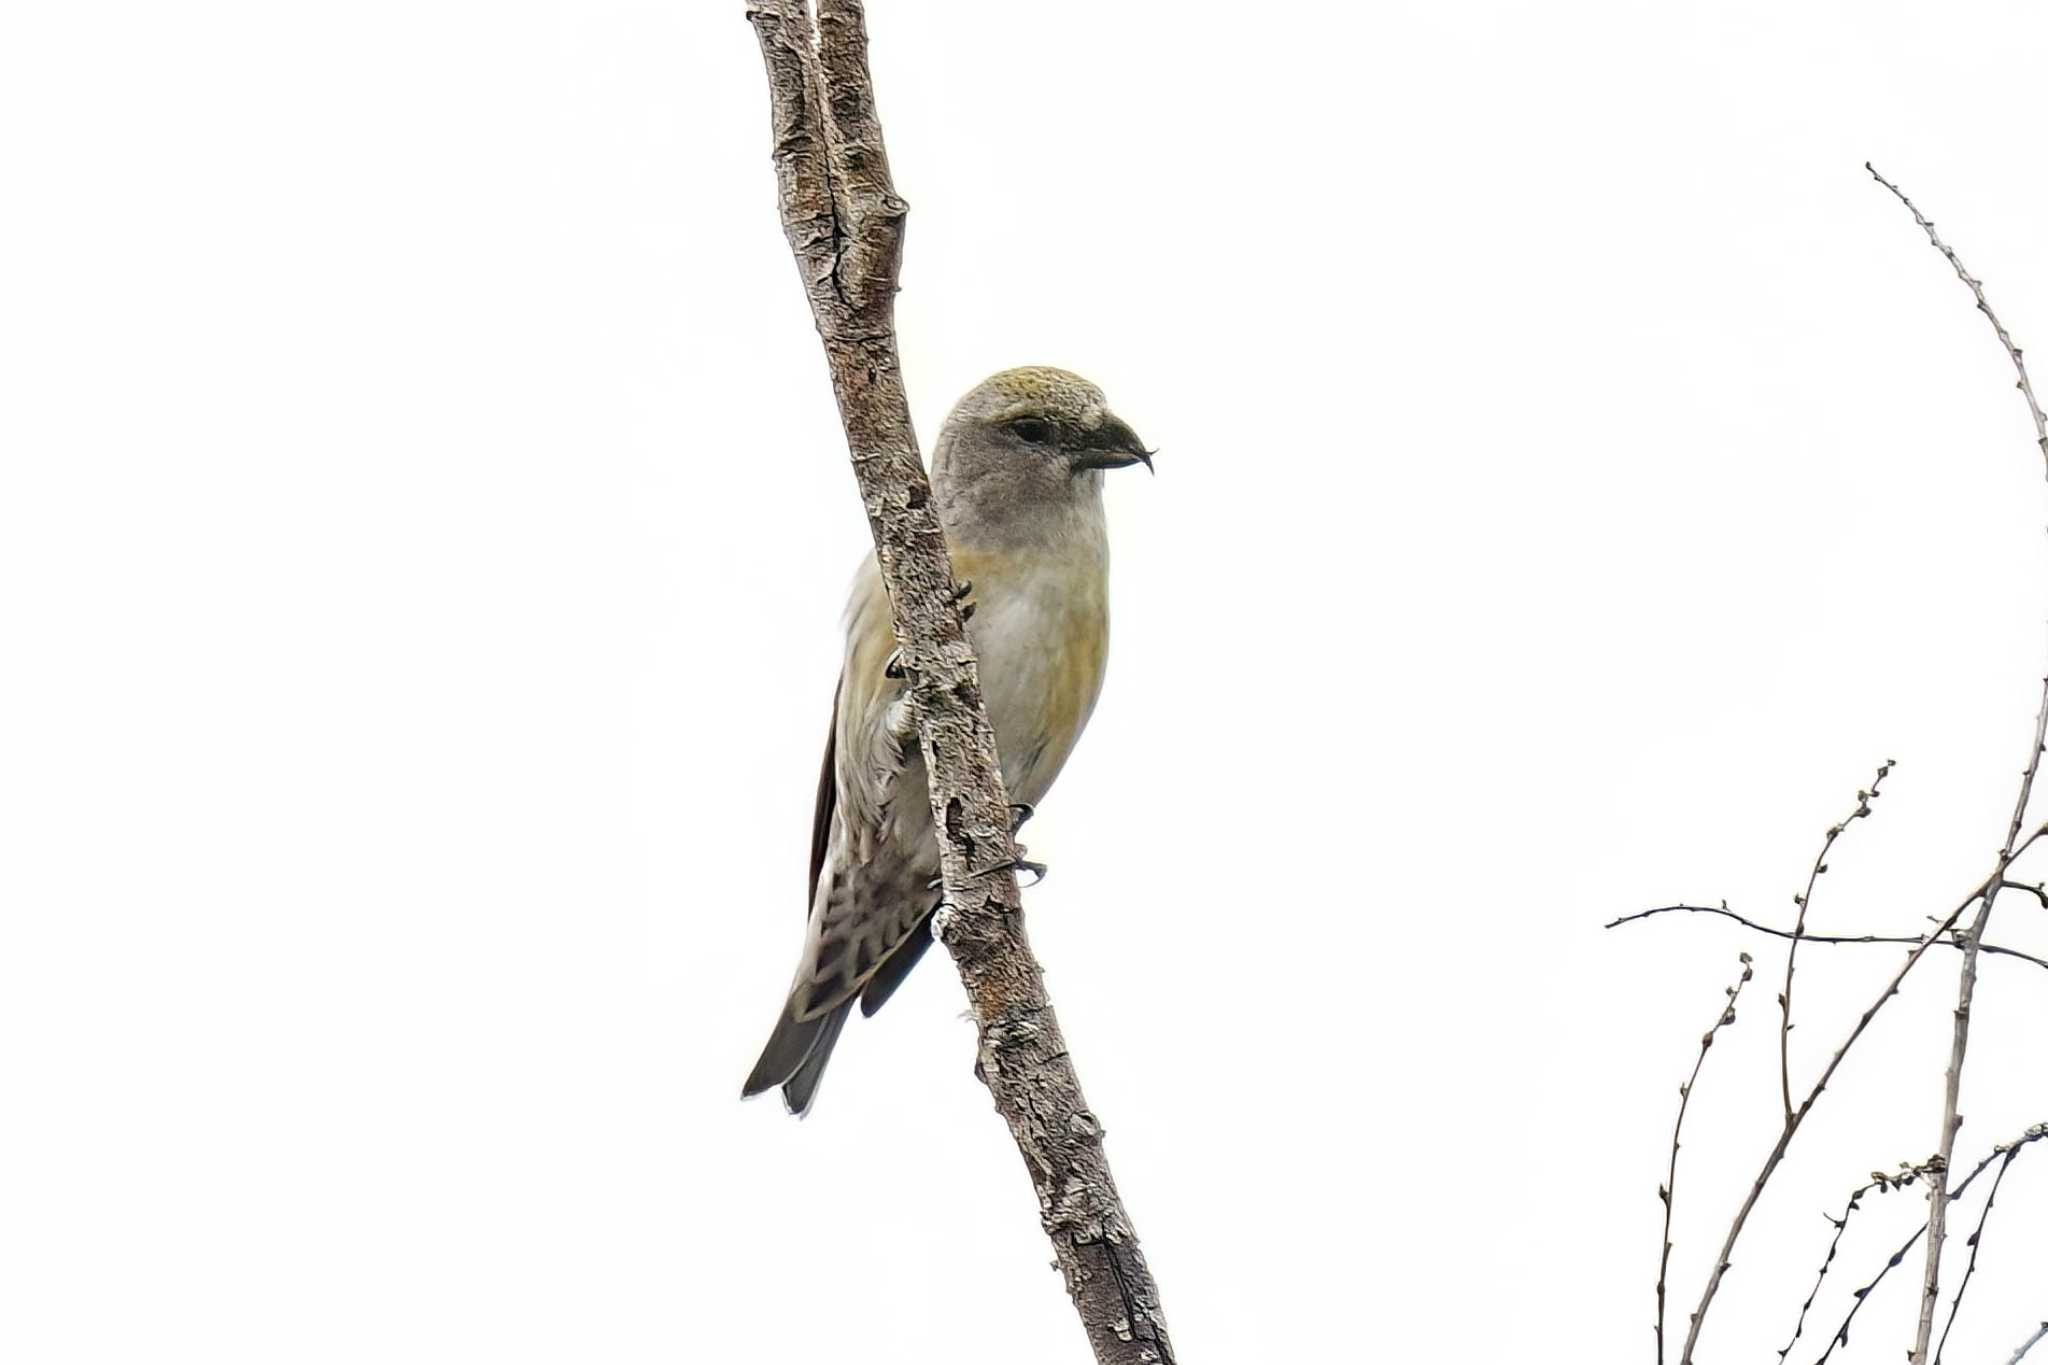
[742,366,1153,1116]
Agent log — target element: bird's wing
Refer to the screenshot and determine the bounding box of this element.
[807,687,837,912]
[828,556,902,863]
[785,558,939,1020]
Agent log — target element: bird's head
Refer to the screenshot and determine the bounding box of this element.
[932,367,1153,541]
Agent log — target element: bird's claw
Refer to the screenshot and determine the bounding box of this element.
[1008,802,1036,833]
[972,852,1046,888]
[933,853,1046,890]
[952,578,977,623]
[884,648,905,680]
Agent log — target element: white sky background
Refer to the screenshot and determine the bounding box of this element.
[6,1,2048,1360]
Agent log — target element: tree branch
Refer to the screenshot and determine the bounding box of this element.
[1674,870,1999,1365]
[1864,164,2048,482]
[742,5,1175,1360]
[1657,954,1754,1365]
[2009,1322,2048,1365]
[1780,764,1892,1123]
[1810,1124,2045,1365]
[1777,1168,1911,1363]
[1866,162,2048,1365]
[2000,879,2048,910]
[1808,1165,1935,1365]
[1606,902,2048,974]
[1931,1142,2025,1365]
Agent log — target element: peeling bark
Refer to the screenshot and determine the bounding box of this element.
[742,4,1175,1360]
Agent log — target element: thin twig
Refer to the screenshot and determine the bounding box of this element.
[1932,1142,2027,1364]
[1913,672,2044,1363]
[2006,824,2048,866]
[1811,1181,1930,1365]
[1811,1126,2046,1365]
[1777,1166,1924,1363]
[1607,903,2048,973]
[1865,164,2048,480]
[1675,871,1997,1365]
[1666,813,2048,1362]
[1867,162,2048,1365]
[1812,1184,1931,1365]
[1781,764,1894,1122]
[1657,953,1754,1365]
[2009,1322,2048,1365]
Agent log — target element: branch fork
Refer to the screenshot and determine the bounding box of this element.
[1643,169,2048,1365]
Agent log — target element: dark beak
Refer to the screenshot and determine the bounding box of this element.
[1071,414,1157,475]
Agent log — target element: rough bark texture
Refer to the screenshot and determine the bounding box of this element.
[742,5,1176,1361]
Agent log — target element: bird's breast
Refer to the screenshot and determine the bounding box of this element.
[952,545,1110,806]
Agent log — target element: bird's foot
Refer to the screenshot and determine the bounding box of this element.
[975,851,1046,888]
[952,578,976,623]
[930,852,1048,891]
[1008,802,1036,834]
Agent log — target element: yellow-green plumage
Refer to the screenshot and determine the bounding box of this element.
[744,367,1150,1115]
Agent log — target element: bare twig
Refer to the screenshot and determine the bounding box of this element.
[2002,879,2048,910]
[1778,1164,1930,1363]
[1653,166,2048,1365]
[1675,871,1998,1365]
[1781,764,1893,1121]
[2006,824,2048,866]
[1865,164,2048,480]
[743,5,1174,1360]
[1606,903,2048,974]
[2009,1322,2048,1365]
[1867,163,2048,1365]
[1810,1177,1931,1365]
[1657,953,1755,1365]
[1811,1126,2045,1365]
[1932,1142,2027,1364]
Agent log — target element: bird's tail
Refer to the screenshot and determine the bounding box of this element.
[742,999,851,1118]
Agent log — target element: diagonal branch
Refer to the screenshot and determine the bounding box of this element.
[1866,162,2048,1365]
[1931,1141,2026,1364]
[1780,764,1893,1123]
[1656,954,1754,1365]
[743,5,1175,1361]
[1810,1124,2045,1365]
[2010,1322,2048,1365]
[1864,164,2048,481]
[1777,1171,1900,1363]
[1674,867,2002,1365]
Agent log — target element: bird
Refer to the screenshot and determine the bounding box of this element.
[742,366,1153,1116]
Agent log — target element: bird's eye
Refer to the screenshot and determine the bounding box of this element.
[1008,417,1056,446]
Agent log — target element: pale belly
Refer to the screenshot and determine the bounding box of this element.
[956,547,1109,808]
[868,548,1109,862]
[799,535,1112,1015]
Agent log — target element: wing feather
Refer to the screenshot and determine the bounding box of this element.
[807,688,837,911]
